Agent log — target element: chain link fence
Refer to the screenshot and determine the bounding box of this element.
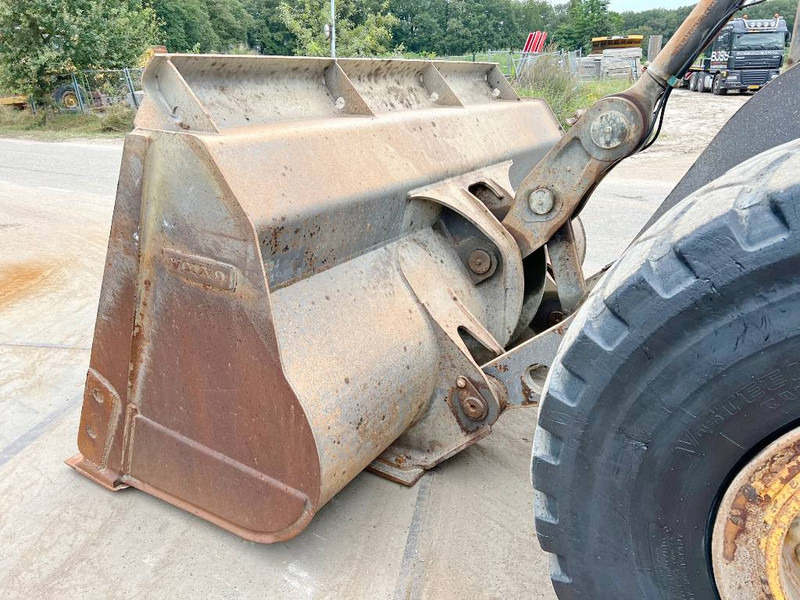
[513,50,583,80]
[50,68,144,113]
[436,49,582,80]
[435,50,517,78]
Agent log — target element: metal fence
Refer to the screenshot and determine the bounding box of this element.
[513,50,583,79]
[435,50,517,78]
[436,49,582,79]
[51,68,144,113]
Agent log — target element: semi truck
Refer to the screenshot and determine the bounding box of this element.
[688,15,789,93]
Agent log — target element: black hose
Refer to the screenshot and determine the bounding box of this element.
[637,0,767,152]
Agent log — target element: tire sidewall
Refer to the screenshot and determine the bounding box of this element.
[629,289,800,597]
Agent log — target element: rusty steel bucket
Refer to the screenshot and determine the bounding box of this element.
[67,54,562,542]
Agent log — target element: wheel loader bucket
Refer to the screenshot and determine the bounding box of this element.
[67,54,562,542]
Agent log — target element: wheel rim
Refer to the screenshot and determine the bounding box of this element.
[62,91,78,109]
[712,428,800,599]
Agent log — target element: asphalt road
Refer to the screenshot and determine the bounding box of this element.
[0,90,748,599]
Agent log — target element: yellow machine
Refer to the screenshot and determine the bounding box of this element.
[590,34,644,54]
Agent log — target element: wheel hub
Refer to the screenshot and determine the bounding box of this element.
[61,91,78,109]
[712,428,800,599]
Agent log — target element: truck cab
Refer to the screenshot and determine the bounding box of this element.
[689,16,788,93]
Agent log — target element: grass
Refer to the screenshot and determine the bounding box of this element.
[0,103,134,140]
[513,56,631,128]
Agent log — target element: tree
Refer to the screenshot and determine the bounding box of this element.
[278,0,397,57]
[204,0,255,50]
[553,0,615,52]
[152,0,218,52]
[391,0,446,55]
[151,0,254,53]
[0,0,157,101]
[510,0,564,50]
[245,0,297,55]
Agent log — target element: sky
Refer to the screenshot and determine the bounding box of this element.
[609,0,693,11]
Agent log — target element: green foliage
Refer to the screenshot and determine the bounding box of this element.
[245,0,297,55]
[100,103,136,132]
[150,0,255,52]
[151,0,216,52]
[0,103,135,138]
[442,0,507,55]
[205,0,254,49]
[615,5,692,57]
[553,0,615,52]
[278,0,397,57]
[0,0,157,101]
[514,54,627,127]
[515,55,580,126]
[390,0,561,56]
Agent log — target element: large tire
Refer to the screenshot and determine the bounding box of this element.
[533,140,800,599]
[52,83,87,111]
[688,73,697,92]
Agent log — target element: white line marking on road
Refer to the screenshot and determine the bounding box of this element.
[37,186,72,194]
[0,137,121,151]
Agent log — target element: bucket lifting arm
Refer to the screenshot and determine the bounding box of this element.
[485,0,761,411]
[501,0,758,260]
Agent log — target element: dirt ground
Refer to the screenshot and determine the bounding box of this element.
[0,88,749,599]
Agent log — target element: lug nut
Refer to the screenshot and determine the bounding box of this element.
[460,395,489,421]
[528,188,555,215]
[468,249,492,275]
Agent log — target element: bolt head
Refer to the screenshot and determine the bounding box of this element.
[548,310,565,327]
[460,395,489,421]
[467,249,492,275]
[590,110,630,150]
[456,376,468,389]
[528,188,555,215]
